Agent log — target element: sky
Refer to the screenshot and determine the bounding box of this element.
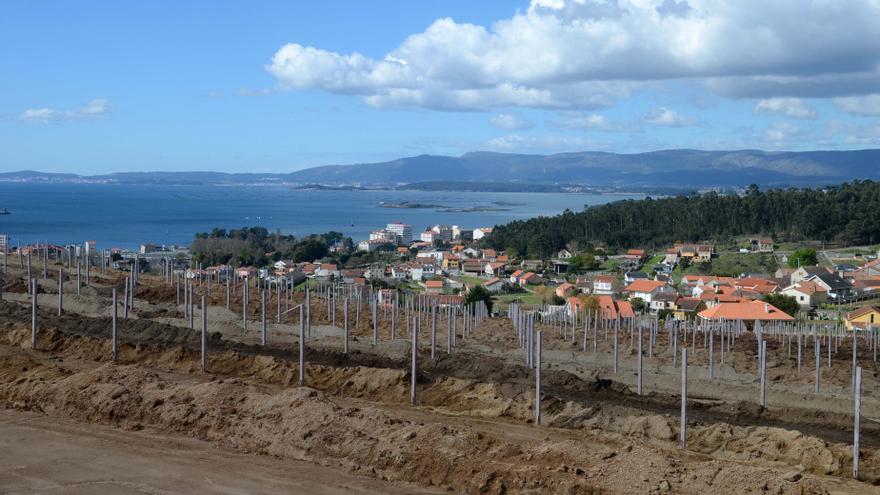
[2,0,880,174]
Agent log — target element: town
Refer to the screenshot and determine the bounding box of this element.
[11,223,880,331]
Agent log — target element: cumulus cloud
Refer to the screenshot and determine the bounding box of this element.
[267,0,880,110]
[833,94,880,116]
[644,107,695,127]
[755,98,817,119]
[490,113,533,130]
[19,98,110,123]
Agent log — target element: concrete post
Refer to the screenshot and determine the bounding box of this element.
[261,290,267,346]
[123,277,129,319]
[57,268,63,316]
[759,340,767,408]
[709,327,714,380]
[854,366,862,479]
[535,330,542,426]
[31,279,37,349]
[343,296,349,354]
[243,276,248,331]
[189,285,194,329]
[680,348,687,448]
[201,295,207,372]
[306,285,311,338]
[299,304,305,386]
[431,303,437,359]
[637,324,643,396]
[411,316,418,405]
[111,288,118,361]
[613,322,619,374]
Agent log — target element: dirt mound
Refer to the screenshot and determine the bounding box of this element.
[0,349,841,494]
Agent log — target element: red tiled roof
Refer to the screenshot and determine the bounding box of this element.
[698,301,794,321]
[625,280,666,293]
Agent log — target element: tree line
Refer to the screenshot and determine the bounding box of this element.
[190,227,351,267]
[483,181,880,258]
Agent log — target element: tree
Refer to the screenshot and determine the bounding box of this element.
[481,181,880,258]
[788,248,818,268]
[630,297,646,313]
[763,293,800,318]
[464,285,494,313]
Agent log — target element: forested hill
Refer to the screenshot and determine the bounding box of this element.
[482,181,880,258]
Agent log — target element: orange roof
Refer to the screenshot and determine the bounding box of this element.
[595,275,617,283]
[511,269,524,278]
[847,305,880,321]
[735,278,778,294]
[625,280,666,293]
[626,249,646,256]
[698,301,794,321]
[425,280,444,288]
[485,277,502,286]
[596,295,635,320]
[521,272,538,281]
[786,280,827,295]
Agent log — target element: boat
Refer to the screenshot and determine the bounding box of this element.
[0,208,9,215]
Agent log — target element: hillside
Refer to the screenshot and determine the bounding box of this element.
[481,181,880,258]
[2,149,879,190]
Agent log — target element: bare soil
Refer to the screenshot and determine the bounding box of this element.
[0,264,878,494]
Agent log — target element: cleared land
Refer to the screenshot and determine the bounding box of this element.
[0,260,878,493]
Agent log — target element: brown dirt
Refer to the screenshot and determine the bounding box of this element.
[1,268,880,493]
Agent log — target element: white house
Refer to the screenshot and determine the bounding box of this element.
[593,275,618,295]
[780,281,827,309]
[484,277,504,293]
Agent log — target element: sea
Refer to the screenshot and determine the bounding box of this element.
[0,182,641,249]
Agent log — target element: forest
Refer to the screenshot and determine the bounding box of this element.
[190,227,350,267]
[482,181,880,258]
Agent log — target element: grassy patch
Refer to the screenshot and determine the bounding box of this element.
[452,275,487,286]
[496,291,545,307]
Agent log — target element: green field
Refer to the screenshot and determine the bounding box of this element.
[676,252,778,279]
[496,291,545,307]
[452,275,487,286]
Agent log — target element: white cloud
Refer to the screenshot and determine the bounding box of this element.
[235,87,272,97]
[763,122,803,144]
[19,98,111,123]
[754,97,816,119]
[485,134,600,152]
[490,113,533,130]
[550,111,637,132]
[267,0,880,110]
[833,94,880,116]
[644,107,694,127]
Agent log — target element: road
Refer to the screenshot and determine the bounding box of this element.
[0,407,438,495]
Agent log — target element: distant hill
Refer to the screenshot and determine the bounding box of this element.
[2,149,879,190]
[286,149,880,187]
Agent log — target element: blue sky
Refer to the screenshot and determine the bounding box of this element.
[2,0,879,174]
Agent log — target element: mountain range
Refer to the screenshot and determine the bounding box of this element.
[3,149,879,191]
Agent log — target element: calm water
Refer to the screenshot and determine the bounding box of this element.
[0,182,639,249]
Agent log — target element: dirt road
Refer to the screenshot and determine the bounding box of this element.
[0,407,437,495]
